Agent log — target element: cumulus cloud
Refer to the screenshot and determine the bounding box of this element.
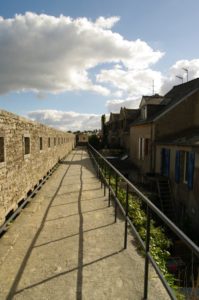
[97,66,163,97]
[95,16,120,29]
[160,59,199,94]
[28,110,101,131]
[0,12,163,95]
[105,59,199,113]
[106,98,140,112]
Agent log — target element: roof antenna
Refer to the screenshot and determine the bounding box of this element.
[176,75,183,84]
[183,68,188,82]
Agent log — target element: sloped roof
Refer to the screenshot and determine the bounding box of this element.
[156,127,199,146]
[154,78,199,120]
[120,107,140,120]
[131,78,199,126]
[109,113,120,122]
[139,94,163,108]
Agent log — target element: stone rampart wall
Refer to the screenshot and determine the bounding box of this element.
[0,110,75,225]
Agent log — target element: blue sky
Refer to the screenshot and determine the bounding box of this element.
[0,0,199,131]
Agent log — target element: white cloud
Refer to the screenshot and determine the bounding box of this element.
[97,66,163,97]
[106,98,140,113]
[160,59,199,94]
[28,110,101,131]
[104,59,199,113]
[0,12,163,95]
[95,16,120,29]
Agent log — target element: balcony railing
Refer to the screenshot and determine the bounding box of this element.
[88,143,199,300]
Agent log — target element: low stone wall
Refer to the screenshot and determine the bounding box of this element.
[0,109,75,225]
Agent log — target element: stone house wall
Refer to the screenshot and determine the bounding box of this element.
[0,110,75,225]
[155,91,199,139]
[129,123,152,174]
[155,144,199,231]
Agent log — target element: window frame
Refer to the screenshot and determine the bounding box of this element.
[39,137,43,151]
[138,137,145,160]
[23,134,31,158]
[48,137,51,148]
[0,135,5,165]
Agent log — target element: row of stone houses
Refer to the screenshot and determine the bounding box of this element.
[103,78,199,234]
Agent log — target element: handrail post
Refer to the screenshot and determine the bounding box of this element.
[143,206,151,300]
[100,158,103,189]
[87,144,199,300]
[104,164,106,196]
[124,184,129,249]
[108,169,111,207]
[115,173,118,223]
[96,155,100,178]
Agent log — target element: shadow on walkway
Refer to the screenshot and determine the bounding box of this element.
[5,148,114,300]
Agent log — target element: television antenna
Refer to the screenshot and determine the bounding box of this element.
[183,68,188,82]
[176,75,183,83]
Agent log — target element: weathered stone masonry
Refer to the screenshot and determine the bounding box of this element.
[0,109,75,225]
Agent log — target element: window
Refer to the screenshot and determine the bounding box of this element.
[138,137,145,160]
[144,139,150,156]
[40,137,43,150]
[0,137,5,162]
[48,137,51,148]
[24,136,30,155]
[54,137,56,146]
[183,152,189,183]
[175,150,195,189]
[161,148,170,177]
[141,106,147,120]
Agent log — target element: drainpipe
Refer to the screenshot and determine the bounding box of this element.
[152,122,157,174]
[150,122,153,173]
[150,122,156,174]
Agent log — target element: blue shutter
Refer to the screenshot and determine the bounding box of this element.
[175,151,180,183]
[188,152,195,190]
[161,148,164,175]
[161,148,170,177]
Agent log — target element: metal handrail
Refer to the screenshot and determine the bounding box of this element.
[88,143,199,300]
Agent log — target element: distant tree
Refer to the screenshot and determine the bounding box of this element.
[101,114,108,146]
[88,134,101,150]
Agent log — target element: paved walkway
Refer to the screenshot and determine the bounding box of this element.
[0,148,169,299]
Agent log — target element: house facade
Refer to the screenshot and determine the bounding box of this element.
[76,133,89,145]
[106,113,120,148]
[103,79,199,231]
[104,108,139,151]
[118,107,139,152]
[129,94,164,175]
[129,79,199,231]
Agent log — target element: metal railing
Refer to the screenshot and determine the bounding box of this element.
[88,143,199,300]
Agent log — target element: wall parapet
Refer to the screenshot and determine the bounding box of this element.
[0,109,75,225]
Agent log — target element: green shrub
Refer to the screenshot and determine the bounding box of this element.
[108,174,184,299]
